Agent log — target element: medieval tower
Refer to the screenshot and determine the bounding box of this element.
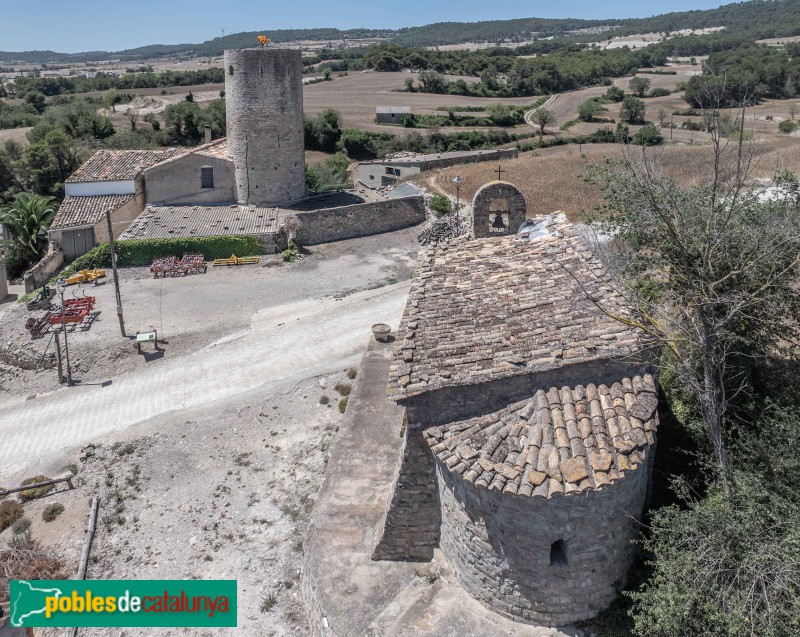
[224,48,306,205]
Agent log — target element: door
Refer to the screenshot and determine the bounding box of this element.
[61,227,95,261]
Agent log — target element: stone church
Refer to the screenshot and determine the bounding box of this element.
[376,180,659,626]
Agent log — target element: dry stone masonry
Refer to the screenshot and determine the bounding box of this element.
[471,180,527,238]
[376,205,659,626]
[224,48,306,205]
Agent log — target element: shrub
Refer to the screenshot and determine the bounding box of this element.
[42,503,65,522]
[0,500,24,532]
[260,594,276,613]
[18,475,54,501]
[3,244,33,280]
[11,517,31,535]
[60,236,264,280]
[338,397,349,413]
[429,194,453,216]
[649,87,671,98]
[633,123,664,146]
[779,119,799,134]
[335,382,351,396]
[8,528,32,548]
[319,395,330,405]
[347,368,357,380]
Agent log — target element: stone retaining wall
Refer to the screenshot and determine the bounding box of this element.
[293,196,426,246]
[437,455,649,626]
[23,249,64,293]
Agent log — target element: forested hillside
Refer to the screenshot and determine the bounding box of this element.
[2,0,800,64]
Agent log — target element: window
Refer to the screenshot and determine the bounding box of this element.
[385,167,394,175]
[228,65,234,76]
[550,540,568,567]
[201,166,214,189]
[369,175,374,181]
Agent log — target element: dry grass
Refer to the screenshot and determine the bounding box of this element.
[426,137,800,221]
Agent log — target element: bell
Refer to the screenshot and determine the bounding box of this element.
[491,213,506,229]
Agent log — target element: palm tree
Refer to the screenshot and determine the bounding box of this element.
[0,193,58,264]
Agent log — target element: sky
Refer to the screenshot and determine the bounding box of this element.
[2,0,728,53]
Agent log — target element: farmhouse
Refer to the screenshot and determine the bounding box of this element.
[356,147,518,189]
[375,199,659,625]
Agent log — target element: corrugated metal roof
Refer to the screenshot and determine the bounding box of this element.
[119,205,280,240]
[376,106,411,114]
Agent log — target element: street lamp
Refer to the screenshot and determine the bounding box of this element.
[452,175,463,234]
[55,278,73,386]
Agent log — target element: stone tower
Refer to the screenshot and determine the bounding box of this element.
[224,48,306,205]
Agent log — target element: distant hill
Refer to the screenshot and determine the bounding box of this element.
[2,0,800,64]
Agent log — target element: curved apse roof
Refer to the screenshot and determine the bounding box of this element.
[425,373,658,498]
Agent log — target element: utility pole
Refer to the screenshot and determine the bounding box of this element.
[105,208,126,337]
[55,280,73,386]
[53,328,64,384]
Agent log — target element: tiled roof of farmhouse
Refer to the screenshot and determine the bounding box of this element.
[50,194,134,230]
[387,213,644,399]
[66,148,186,183]
[424,373,658,498]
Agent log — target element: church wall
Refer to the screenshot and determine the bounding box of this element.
[372,425,440,561]
[437,456,649,626]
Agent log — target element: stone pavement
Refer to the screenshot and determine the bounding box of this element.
[301,335,584,637]
[0,283,411,482]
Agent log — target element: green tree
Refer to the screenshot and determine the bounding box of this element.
[419,71,447,94]
[531,107,555,139]
[632,123,663,146]
[586,124,800,492]
[629,76,652,97]
[322,68,332,80]
[578,98,606,122]
[404,77,415,92]
[620,94,646,123]
[304,109,342,152]
[185,91,194,103]
[604,86,625,102]
[337,129,376,159]
[21,129,80,197]
[102,88,120,113]
[24,92,46,114]
[0,192,57,265]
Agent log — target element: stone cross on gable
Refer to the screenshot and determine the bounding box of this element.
[495,165,506,181]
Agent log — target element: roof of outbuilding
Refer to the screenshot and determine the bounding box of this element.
[119,204,280,240]
[387,213,645,399]
[66,148,186,183]
[50,194,135,230]
[425,373,658,498]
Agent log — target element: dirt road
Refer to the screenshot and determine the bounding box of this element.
[0,281,410,481]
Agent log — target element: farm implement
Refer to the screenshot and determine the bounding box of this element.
[150,254,207,278]
[65,269,106,285]
[25,313,52,338]
[212,254,260,266]
[49,297,96,325]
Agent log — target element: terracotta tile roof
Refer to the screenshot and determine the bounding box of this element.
[66,148,186,183]
[193,137,228,159]
[388,213,645,399]
[119,204,280,240]
[51,194,134,230]
[425,373,658,498]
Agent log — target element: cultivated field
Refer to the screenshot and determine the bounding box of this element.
[302,72,537,132]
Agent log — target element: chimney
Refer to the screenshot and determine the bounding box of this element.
[204,125,212,144]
